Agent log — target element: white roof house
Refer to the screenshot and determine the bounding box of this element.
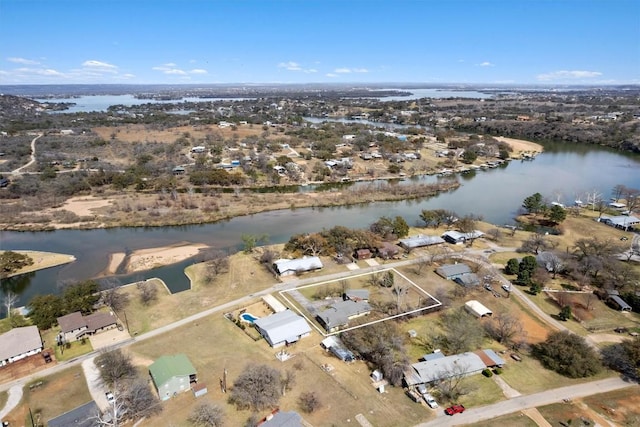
[442,230,484,244]
[273,256,323,276]
[398,235,445,250]
[599,215,640,231]
[0,326,43,366]
[254,310,312,348]
[464,300,493,318]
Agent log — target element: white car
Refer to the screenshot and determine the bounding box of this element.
[105,391,115,404]
[423,393,439,409]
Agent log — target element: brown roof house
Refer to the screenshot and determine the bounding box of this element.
[57,311,118,342]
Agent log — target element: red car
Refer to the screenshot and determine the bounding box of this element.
[445,404,465,415]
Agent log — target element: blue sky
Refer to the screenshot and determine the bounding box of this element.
[1,0,638,85]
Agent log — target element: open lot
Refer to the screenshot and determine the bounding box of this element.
[3,366,91,427]
[469,411,538,427]
[583,387,640,426]
[0,349,55,384]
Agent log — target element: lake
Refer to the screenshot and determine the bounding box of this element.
[1,141,639,309]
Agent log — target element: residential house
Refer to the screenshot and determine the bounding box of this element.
[0,326,43,366]
[57,311,118,342]
[404,349,504,387]
[355,248,372,260]
[378,242,400,259]
[47,401,100,427]
[273,256,323,276]
[442,230,484,244]
[259,409,304,427]
[317,300,371,332]
[149,354,198,401]
[398,235,445,251]
[253,310,312,348]
[436,263,472,280]
[598,215,639,231]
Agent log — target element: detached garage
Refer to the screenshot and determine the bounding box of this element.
[464,300,493,318]
[254,310,312,348]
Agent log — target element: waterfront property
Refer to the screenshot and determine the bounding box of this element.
[0,325,43,366]
[442,230,484,244]
[398,234,445,251]
[149,354,198,401]
[598,215,640,231]
[57,311,118,342]
[253,309,312,347]
[273,256,323,276]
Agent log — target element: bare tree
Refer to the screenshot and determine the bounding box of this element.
[298,391,322,413]
[96,348,137,387]
[486,228,502,242]
[519,233,556,255]
[3,291,18,318]
[434,362,475,401]
[204,250,229,281]
[188,402,225,427]
[230,364,282,411]
[611,184,626,202]
[136,281,158,306]
[100,279,129,311]
[484,313,524,347]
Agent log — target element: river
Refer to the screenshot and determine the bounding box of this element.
[1,141,639,309]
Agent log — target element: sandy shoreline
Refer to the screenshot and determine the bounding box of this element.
[103,243,208,275]
[494,136,544,154]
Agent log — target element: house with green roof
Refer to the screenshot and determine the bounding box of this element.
[149,354,197,401]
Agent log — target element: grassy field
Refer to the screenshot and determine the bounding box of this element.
[3,366,91,427]
[469,412,537,427]
[457,375,505,407]
[0,390,7,413]
[537,402,595,427]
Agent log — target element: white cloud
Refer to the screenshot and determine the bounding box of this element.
[478,61,495,67]
[190,69,207,74]
[7,57,39,65]
[335,68,351,74]
[352,68,369,73]
[304,68,318,74]
[325,73,337,78]
[164,62,177,67]
[278,61,302,71]
[537,70,603,81]
[82,60,118,71]
[165,69,187,75]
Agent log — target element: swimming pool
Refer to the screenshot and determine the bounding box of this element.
[240,313,259,323]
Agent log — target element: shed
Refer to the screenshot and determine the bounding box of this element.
[254,310,312,348]
[149,354,197,401]
[192,383,208,398]
[464,300,493,317]
[608,295,632,312]
[262,294,287,313]
[474,349,506,368]
[356,248,372,259]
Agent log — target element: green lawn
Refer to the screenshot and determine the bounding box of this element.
[456,374,505,408]
[0,390,8,412]
[53,339,93,361]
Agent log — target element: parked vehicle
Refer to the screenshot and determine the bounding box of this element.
[105,391,115,404]
[423,393,439,409]
[445,404,465,415]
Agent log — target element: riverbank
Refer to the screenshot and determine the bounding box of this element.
[495,136,544,156]
[2,250,76,278]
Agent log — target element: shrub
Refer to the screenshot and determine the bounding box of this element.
[482,368,493,377]
[493,367,503,375]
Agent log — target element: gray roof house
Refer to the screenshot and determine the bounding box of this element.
[47,401,100,427]
[398,235,445,250]
[254,310,312,348]
[436,263,472,280]
[599,215,640,231]
[273,256,323,276]
[260,410,304,427]
[404,352,488,386]
[317,300,372,332]
[0,325,43,366]
[608,295,632,312]
[58,311,118,342]
[442,230,484,244]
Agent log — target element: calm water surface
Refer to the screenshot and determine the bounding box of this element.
[1,142,639,307]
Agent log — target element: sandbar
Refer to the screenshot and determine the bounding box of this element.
[124,243,208,274]
[3,250,76,278]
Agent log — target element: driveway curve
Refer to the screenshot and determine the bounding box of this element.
[0,384,23,421]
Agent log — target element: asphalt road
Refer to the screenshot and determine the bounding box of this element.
[415,377,636,427]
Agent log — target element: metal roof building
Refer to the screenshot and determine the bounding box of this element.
[398,234,445,250]
[47,401,100,427]
[254,310,312,348]
[404,352,487,386]
[436,263,472,279]
[609,295,632,312]
[464,300,493,317]
[149,354,197,401]
[316,300,372,332]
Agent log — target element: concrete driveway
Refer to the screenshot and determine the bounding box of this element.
[82,357,110,412]
[89,327,132,351]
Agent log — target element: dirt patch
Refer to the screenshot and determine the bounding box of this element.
[101,252,126,276]
[0,349,56,384]
[583,387,640,425]
[494,136,544,155]
[50,195,112,217]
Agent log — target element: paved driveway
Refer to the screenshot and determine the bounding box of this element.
[82,357,110,411]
